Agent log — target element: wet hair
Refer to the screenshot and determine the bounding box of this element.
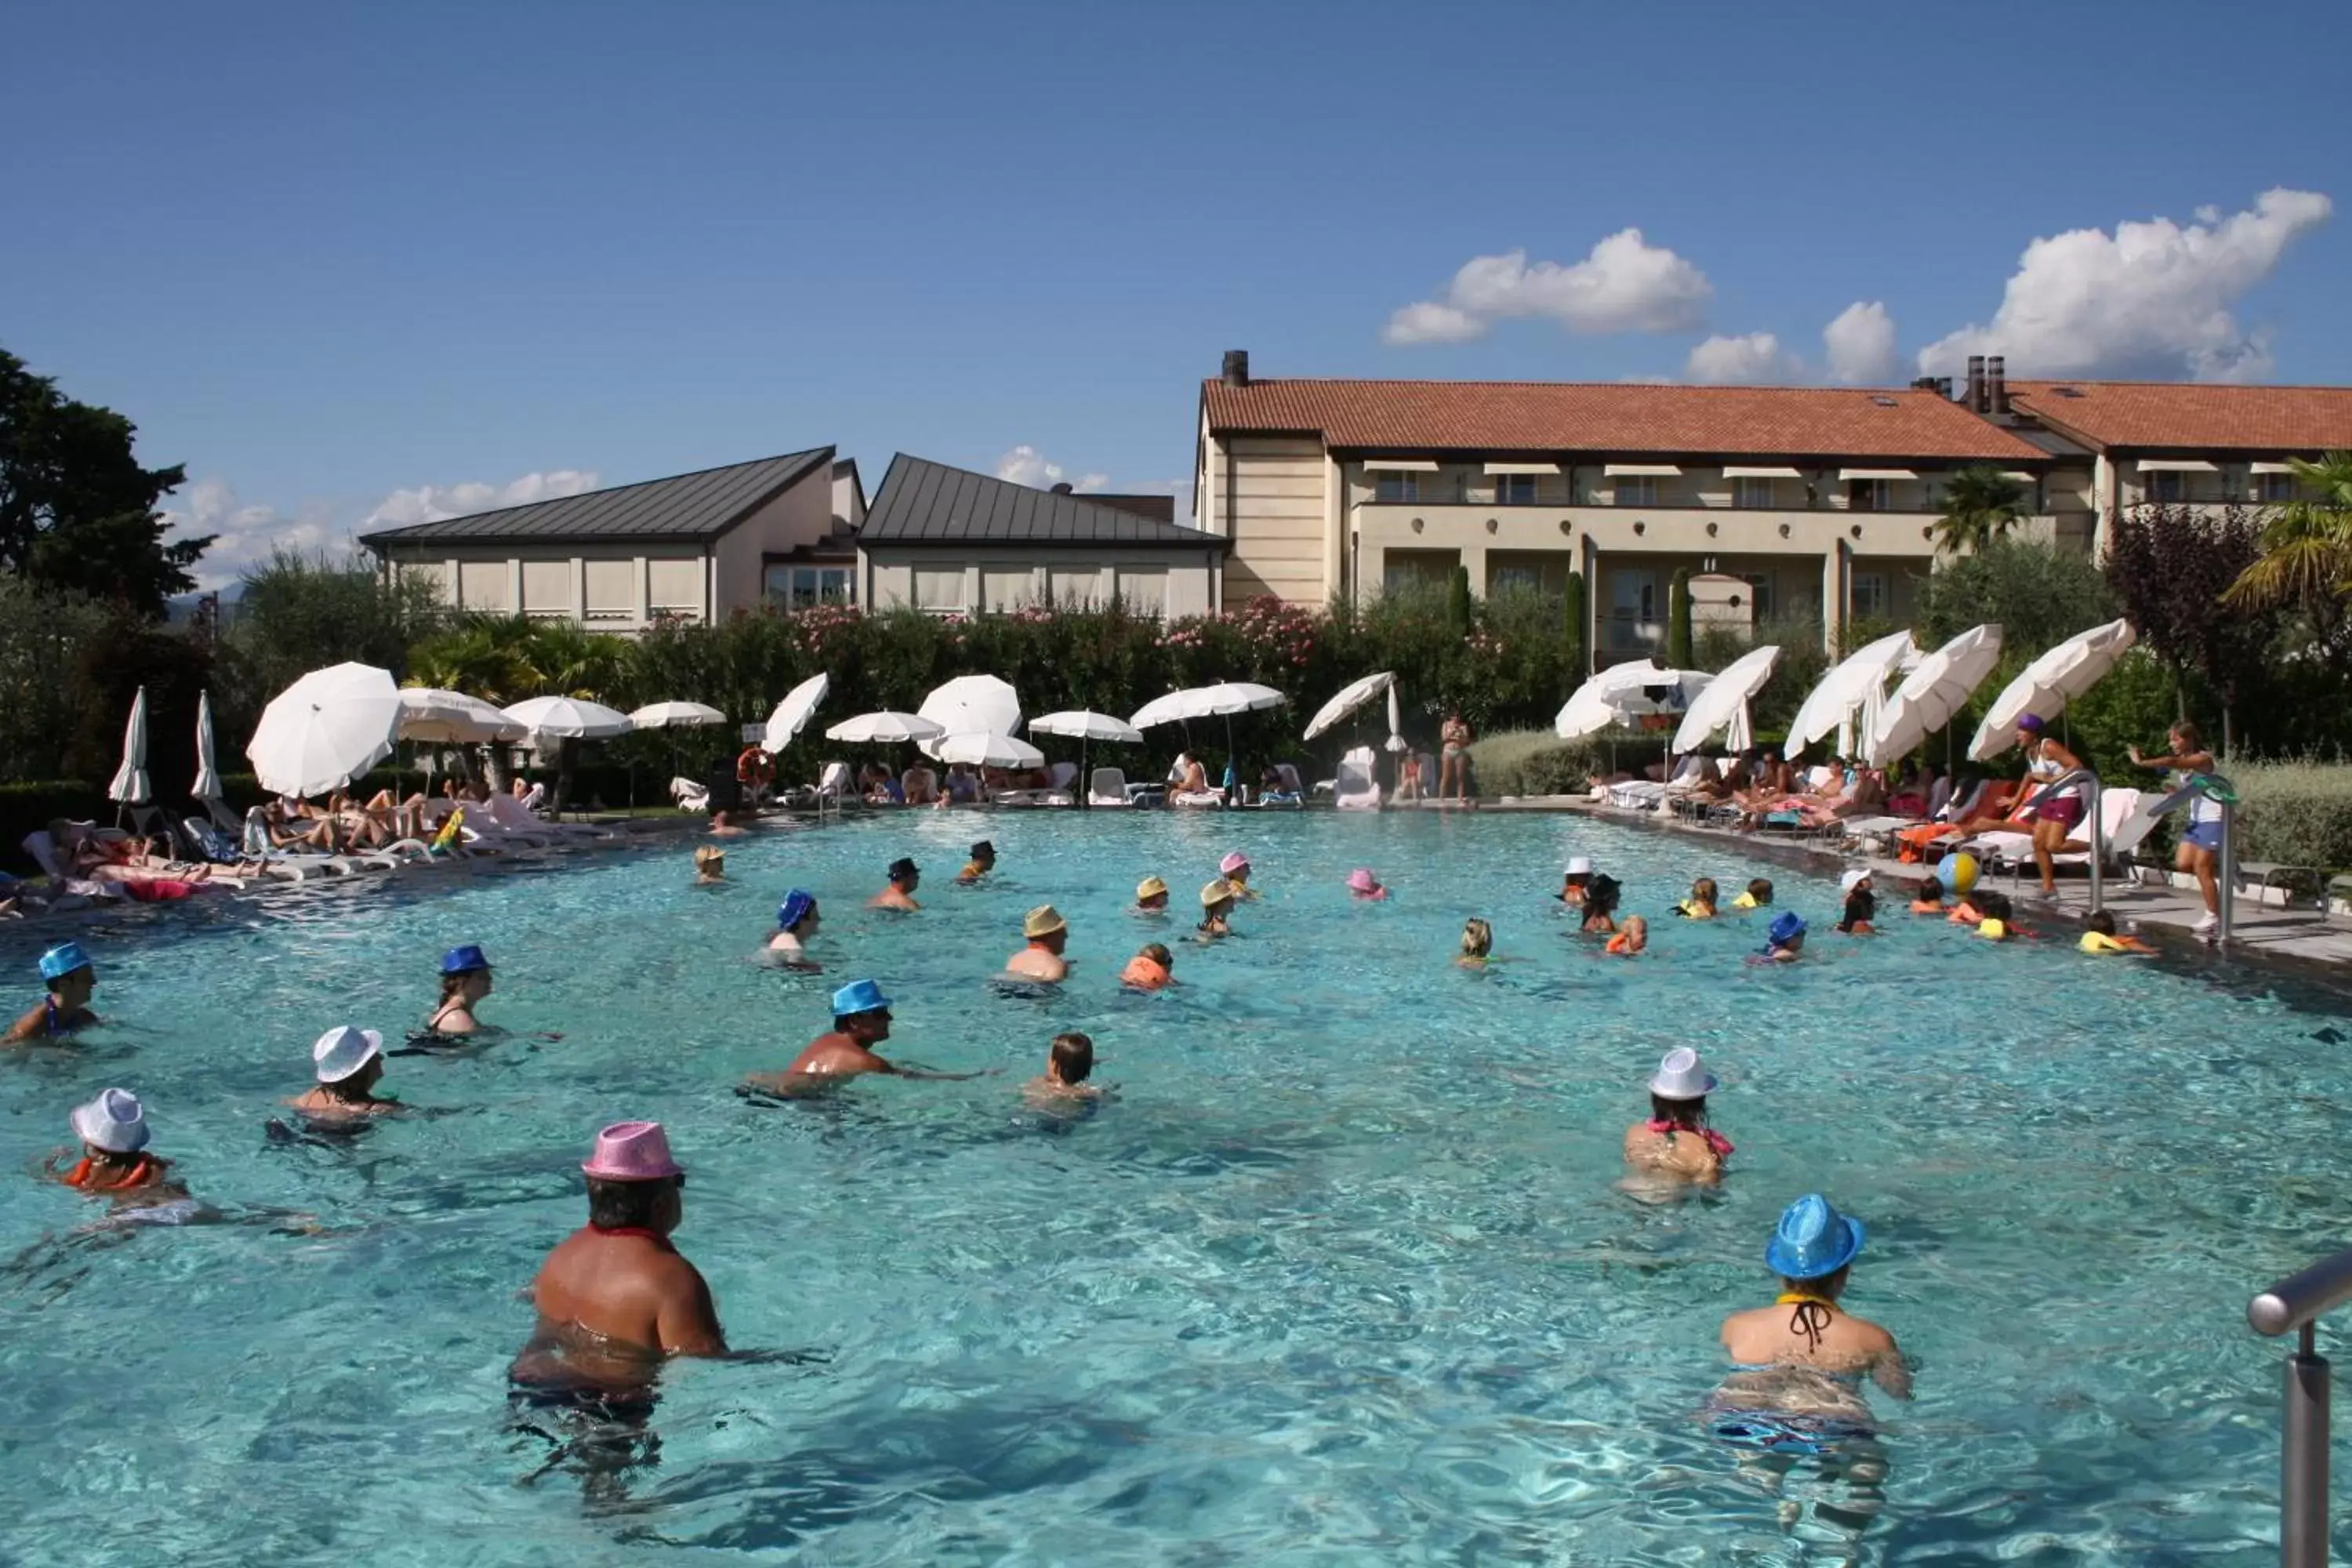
[439,971,474,1001]
[2172,721,2205,753]
[1746,878,1773,905]
[888,857,919,884]
[1051,1031,1094,1083]
[1976,890,2015,922]
[1650,1091,1707,1127]
[1842,888,1877,925]
[1913,876,1942,899]
[1138,942,1173,968]
[1690,877,1718,908]
[586,1175,674,1231]
[1780,1264,1849,1299]
[2087,909,2119,936]
[1461,917,1493,957]
[1584,875,1622,920]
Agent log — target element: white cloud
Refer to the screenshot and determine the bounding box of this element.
[1684,332,1803,385]
[1385,229,1713,344]
[996,445,1108,492]
[1918,188,2332,382]
[1822,301,1899,384]
[362,469,599,529]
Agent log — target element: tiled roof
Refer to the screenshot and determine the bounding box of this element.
[2007,380,2352,452]
[860,456,1225,549]
[1202,379,2048,462]
[360,448,831,546]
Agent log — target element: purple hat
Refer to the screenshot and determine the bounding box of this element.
[1346,867,1381,894]
[582,1120,684,1181]
[2016,713,2045,733]
[1220,851,1250,876]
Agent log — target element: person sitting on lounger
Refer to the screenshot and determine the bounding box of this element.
[943,764,983,805]
[7,942,100,1044]
[870,858,920,911]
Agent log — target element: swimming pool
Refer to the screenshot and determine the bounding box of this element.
[2,809,2347,1563]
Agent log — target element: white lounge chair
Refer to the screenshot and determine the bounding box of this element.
[238,809,357,880]
[1261,762,1304,808]
[1334,746,1381,811]
[1958,786,2143,885]
[485,793,614,845]
[815,761,852,807]
[1607,780,1667,811]
[1088,767,1131,806]
[670,776,710,812]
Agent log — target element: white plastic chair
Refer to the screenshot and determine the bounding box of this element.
[1088,767,1130,806]
[1335,746,1381,811]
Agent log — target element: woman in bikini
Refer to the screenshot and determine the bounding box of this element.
[427,945,495,1035]
[6,942,100,1044]
[1624,1047,1731,1185]
[1439,712,1474,806]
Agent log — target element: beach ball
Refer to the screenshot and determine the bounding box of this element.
[1940,852,1979,895]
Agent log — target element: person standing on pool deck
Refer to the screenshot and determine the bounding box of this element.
[511,1120,725,1396]
[2012,713,2089,897]
[1005,906,1070,982]
[957,841,996,884]
[870,858,921,911]
[427,946,495,1034]
[1219,853,1260,900]
[1439,711,1474,806]
[2128,721,2223,934]
[1624,1047,1732,1185]
[768,890,822,967]
[1719,1195,1909,1399]
[6,942,100,1044]
[287,1025,402,1119]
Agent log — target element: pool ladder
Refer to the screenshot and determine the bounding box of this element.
[2030,768,2240,941]
[2251,1251,2352,1565]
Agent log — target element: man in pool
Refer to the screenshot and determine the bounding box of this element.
[510,1120,726,1403]
[1024,1031,1101,1103]
[6,942,100,1044]
[1005,906,1070,982]
[957,841,996,884]
[869,858,921,911]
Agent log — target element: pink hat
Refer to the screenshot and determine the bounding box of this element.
[1220,851,1250,875]
[582,1120,684,1181]
[1346,867,1380,893]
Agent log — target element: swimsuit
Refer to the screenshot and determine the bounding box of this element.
[1643,1119,1733,1160]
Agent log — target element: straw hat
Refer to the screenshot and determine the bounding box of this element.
[1200,877,1235,909]
[71,1087,148,1153]
[581,1120,684,1181]
[1023,905,1067,939]
[311,1025,383,1084]
[1135,875,1168,901]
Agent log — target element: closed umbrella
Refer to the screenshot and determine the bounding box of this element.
[1302,671,1395,741]
[1029,710,1144,805]
[107,686,151,814]
[1784,630,1916,762]
[1866,624,2002,768]
[826,712,946,743]
[929,731,1044,770]
[193,689,223,804]
[764,673,829,754]
[1968,619,2137,761]
[398,688,527,745]
[1671,645,1780,757]
[1385,684,1410,753]
[627,701,728,730]
[249,662,403,800]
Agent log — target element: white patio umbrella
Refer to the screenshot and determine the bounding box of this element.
[1671,644,1781,757]
[502,695,634,739]
[826,711,946,743]
[107,686,151,811]
[763,673,829,754]
[1969,618,2138,761]
[1554,662,1712,740]
[1029,710,1145,802]
[1866,624,2003,768]
[917,674,1022,757]
[1130,682,1287,781]
[397,688,526,745]
[1302,671,1395,741]
[193,689,223,803]
[247,662,402,799]
[1784,630,1917,763]
[627,700,728,730]
[929,731,1044,770]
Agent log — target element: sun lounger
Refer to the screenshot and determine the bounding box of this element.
[1260,762,1304,808]
[1334,746,1381,811]
[1087,767,1131,806]
[1608,780,1667,811]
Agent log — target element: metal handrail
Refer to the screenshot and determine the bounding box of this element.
[2251,1249,2349,1566]
[2023,766,2107,914]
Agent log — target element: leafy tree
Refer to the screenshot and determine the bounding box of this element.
[1931,465,2030,556]
[2104,504,2276,750]
[2222,450,2352,631]
[1666,568,1693,666]
[218,550,446,739]
[1561,569,1585,677]
[0,348,205,616]
[1445,564,1472,637]
[1915,539,2116,656]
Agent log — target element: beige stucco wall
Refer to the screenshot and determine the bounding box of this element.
[860,550,1218,619]
[710,469,837,619]
[1214,436,1329,604]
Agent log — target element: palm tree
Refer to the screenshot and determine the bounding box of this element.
[1932,466,2030,556]
[511,621,631,812]
[2222,451,2352,630]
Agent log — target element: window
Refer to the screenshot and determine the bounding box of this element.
[648,558,704,616]
[1848,478,1893,511]
[2147,470,2187,504]
[1740,572,1777,622]
[1850,572,1889,621]
[399,561,450,603]
[1374,472,1419,503]
[1494,473,1537,506]
[1614,476,1657,507]
[1733,477,1776,509]
[981,568,1033,612]
[913,568,965,615]
[584,560,635,620]
[763,564,855,610]
[1381,549,1458,597]
[457,560,511,612]
[1611,568,1657,622]
[2254,471,2297,503]
[1048,568,1100,608]
[1486,551,1571,597]
[521,560,572,616]
[1116,568,1168,618]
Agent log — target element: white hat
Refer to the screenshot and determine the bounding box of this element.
[1839,868,1873,893]
[1648,1047,1719,1102]
[1565,856,1594,877]
[312,1025,384,1084]
[71,1087,149,1152]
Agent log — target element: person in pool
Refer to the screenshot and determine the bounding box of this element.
[767,891,822,968]
[957,841,996,884]
[427,946,495,1035]
[748,981,981,1097]
[1677,878,1719,919]
[1733,878,1773,910]
[693,846,726,884]
[1836,871,1876,935]
[1606,914,1648,954]
[1198,879,1237,938]
[1457,918,1494,969]
[870,858,921,911]
[1719,1194,1909,1401]
[1134,876,1170,913]
[1580,874,1622,935]
[1624,1047,1733,1185]
[510,1120,726,1406]
[7,942,100,1044]
[287,1025,401,1119]
[1908,876,1945,916]
[1555,857,1594,906]
[1219,852,1260,900]
[45,1088,183,1205]
[1025,1032,1101,1104]
[2080,909,2158,955]
[1346,867,1389,902]
[1758,912,1806,963]
[1005,906,1070,982]
[1120,942,1174,989]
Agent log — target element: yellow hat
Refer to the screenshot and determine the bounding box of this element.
[1136,875,1168,901]
[1977,918,2008,940]
[1023,905,1068,939]
[1200,877,1235,908]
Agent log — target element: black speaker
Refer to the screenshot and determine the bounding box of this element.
[705,761,743,813]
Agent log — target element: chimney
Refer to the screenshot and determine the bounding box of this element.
[1964,355,1986,414]
[1221,349,1250,387]
[1987,355,2009,416]
[1050,481,1073,495]
[1910,374,1954,398]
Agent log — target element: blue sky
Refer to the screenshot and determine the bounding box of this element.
[7,1,2347,586]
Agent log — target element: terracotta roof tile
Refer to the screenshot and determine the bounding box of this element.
[2006,380,2352,452]
[1202,379,2047,462]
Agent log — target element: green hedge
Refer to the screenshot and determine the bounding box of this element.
[1467,730,1606,798]
[2231,761,2352,873]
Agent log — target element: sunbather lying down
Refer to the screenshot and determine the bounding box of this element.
[1734,768,1887,831]
[47,820,217,887]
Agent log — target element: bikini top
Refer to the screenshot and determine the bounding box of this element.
[1645,1119,1733,1160]
[1777,1290,1838,1352]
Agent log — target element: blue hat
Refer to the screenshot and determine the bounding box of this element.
[778,889,816,930]
[1766,1193,1865,1279]
[39,942,93,982]
[1764,912,1807,951]
[440,944,490,975]
[831,978,891,1016]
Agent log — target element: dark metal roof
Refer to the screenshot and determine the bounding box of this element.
[1087,492,1178,524]
[359,447,833,548]
[859,456,1224,550]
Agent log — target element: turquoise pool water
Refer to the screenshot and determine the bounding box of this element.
[3,810,2349,1564]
